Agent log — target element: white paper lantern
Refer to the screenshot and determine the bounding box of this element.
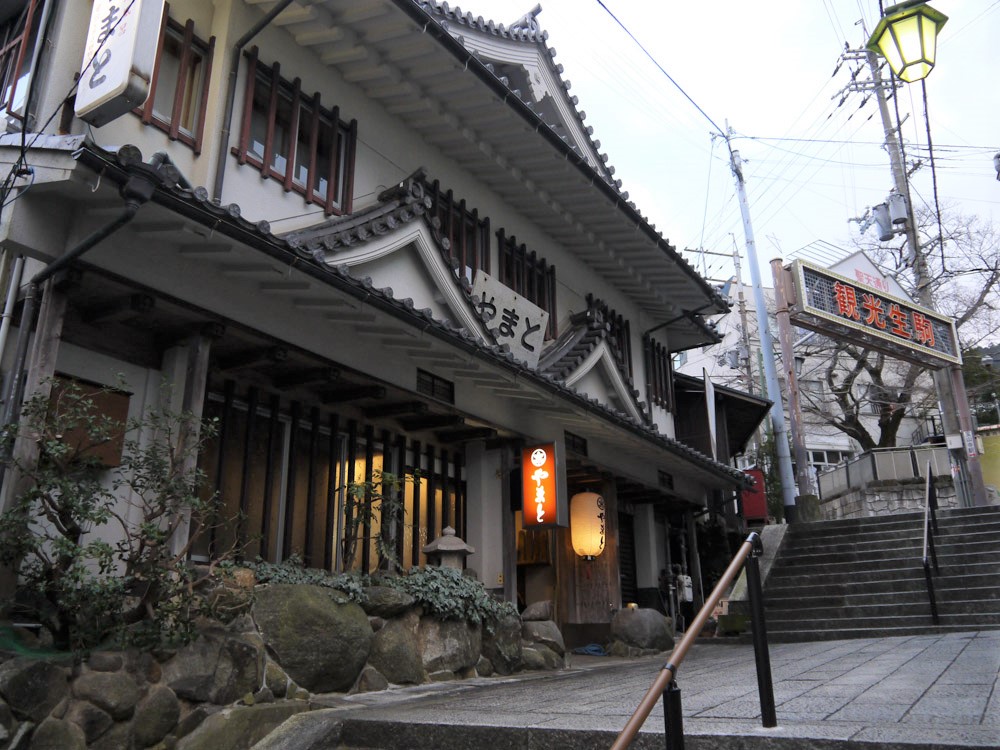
[570,491,606,560]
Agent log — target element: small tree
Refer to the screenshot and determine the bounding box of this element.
[0,378,220,652]
[340,470,416,573]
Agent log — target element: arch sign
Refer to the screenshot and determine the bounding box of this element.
[785,260,960,368]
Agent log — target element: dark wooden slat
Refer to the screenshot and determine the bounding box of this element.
[425,444,437,548]
[361,425,375,575]
[236,386,259,555]
[210,379,236,557]
[281,401,301,560]
[343,419,358,568]
[260,393,281,560]
[303,406,320,567]
[410,439,422,568]
[394,434,406,565]
[323,411,340,570]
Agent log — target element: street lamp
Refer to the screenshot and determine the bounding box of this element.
[867,1,948,83]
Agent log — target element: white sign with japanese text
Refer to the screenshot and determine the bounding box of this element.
[75,0,164,127]
[472,271,549,369]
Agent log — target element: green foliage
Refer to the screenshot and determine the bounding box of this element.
[227,554,367,603]
[382,566,517,625]
[0,378,220,653]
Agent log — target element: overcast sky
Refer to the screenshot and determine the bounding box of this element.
[468,0,999,286]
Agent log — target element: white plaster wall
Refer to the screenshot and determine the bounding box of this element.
[463,441,504,590]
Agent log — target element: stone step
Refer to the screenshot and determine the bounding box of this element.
[786,506,1000,539]
[765,597,1000,621]
[781,525,1000,554]
[773,537,998,565]
[767,552,1000,580]
[764,582,1000,609]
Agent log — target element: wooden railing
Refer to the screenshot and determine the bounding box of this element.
[611,532,776,749]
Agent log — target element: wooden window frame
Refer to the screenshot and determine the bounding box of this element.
[496,229,557,339]
[235,47,356,216]
[423,178,490,283]
[644,334,675,412]
[135,4,215,154]
[0,0,44,123]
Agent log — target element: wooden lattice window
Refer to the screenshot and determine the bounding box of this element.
[644,335,674,411]
[0,0,44,123]
[135,4,215,153]
[497,229,557,339]
[588,294,633,382]
[424,178,490,283]
[235,47,356,216]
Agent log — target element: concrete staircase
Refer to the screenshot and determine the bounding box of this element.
[763,505,1000,641]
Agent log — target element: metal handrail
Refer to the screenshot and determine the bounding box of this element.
[610,533,775,750]
[922,462,940,624]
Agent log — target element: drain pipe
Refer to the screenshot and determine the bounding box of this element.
[212,0,296,204]
[0,255,25,366]
[1,164,160,433]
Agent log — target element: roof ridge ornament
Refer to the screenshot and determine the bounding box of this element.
[509,4,542,35]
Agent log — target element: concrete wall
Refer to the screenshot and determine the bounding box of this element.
[818,479,960,520]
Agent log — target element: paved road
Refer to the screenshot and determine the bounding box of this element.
[279,630,1000,749]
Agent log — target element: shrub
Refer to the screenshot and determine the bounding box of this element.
[382,566,518,626]
[228,555,367,603]
[0,378,221,653]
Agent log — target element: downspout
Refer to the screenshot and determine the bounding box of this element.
[1,166,160,434]
[212,0,297,204]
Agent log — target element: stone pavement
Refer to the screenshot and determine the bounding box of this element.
[267,630,1000,749]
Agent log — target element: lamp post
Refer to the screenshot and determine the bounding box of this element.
[866,1,988,507]
[867,0,948,83]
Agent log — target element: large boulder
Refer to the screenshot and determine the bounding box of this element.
[253,584,371,693]
[161,630,262,704]
[63,700,113,744]
[73,670,140,720]
[520,600,553,621]
[367,610,424,685]
[28,717,86,750]
[521,620,565,656]
[417,617,481,674]
[482,614,522,675]
[361,586,415,618]
[175,702,309,750]
[610,608,674,651]
[0,657,69,722]
[133,685,181,747]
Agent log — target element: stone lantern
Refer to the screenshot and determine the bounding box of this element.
[422,526,474,570]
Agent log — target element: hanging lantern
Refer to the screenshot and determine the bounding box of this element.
[866,1,948,83]
[570,491,606,560]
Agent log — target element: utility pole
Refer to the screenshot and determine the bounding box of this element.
[732,236,755,396]
[855,46,988,507]
[729,145,799,520]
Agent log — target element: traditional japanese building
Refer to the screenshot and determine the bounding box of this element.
[0,0,760,642]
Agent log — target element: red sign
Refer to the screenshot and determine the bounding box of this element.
[741,468,768,521]
[791,260,960,367]
[522,444,560,527]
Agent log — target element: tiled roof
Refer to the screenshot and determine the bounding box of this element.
[72,143,748,488]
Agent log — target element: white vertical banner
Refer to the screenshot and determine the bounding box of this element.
[703,367,717,460]
[75,0,164,127]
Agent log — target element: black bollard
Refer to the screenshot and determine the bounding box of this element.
[745,533,777,728]
[662,679,684,750]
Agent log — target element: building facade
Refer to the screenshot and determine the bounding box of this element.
[0,0,759,641]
